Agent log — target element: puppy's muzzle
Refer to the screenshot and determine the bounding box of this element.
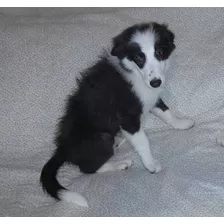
[150,78,161,88]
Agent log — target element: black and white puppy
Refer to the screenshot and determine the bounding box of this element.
[40,22,195,207]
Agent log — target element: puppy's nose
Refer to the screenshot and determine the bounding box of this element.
[150,78,161,88]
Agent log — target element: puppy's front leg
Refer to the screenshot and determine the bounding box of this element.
[151,98,195,130]
[121,127,161,173]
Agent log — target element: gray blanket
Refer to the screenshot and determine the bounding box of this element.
[1,8,224,216]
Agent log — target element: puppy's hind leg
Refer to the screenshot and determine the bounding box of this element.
[77,132,115,174]
[97,159,132,173]
[77,132,132,174]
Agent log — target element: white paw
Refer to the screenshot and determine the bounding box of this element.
[145,159,162,173]
[117,159,133,170]
[97,159,133,173]
[216,136,224,146]
[172,118,195,130]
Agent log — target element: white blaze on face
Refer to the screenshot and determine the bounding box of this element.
[122,29,167,89]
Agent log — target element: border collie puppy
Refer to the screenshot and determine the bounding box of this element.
[40,22,195,207]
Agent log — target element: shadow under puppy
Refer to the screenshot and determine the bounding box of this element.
[40,22,195,207]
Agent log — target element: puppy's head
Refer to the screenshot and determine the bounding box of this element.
[111,22,175,88]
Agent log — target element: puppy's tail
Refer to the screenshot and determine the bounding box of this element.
[40,151,88,207]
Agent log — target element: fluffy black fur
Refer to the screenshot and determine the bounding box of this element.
[40,22,175,201]
[40,58,142,200]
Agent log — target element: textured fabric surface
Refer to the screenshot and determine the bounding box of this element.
[1,8,224,216]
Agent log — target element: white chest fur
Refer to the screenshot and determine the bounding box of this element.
[129,73,163,114]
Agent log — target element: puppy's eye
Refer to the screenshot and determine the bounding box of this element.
[133,55,143,62]
[155,49,163,57]
[132,53,145,68]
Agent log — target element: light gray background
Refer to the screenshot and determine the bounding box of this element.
[1,8,224,216]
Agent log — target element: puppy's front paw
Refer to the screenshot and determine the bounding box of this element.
[172,118,195,130]
[145,160,162,173]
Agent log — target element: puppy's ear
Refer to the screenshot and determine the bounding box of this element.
[111,43,126,58]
